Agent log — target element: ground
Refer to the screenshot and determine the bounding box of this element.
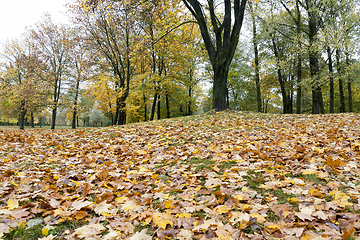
[0,111,360,240]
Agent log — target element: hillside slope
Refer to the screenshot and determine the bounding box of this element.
[0,111,360,239]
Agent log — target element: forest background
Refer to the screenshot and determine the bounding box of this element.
[1,0,360,130]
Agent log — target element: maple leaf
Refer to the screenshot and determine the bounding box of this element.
[153,212,174,229]
[193,219,223,232]
[94,201,114,215]
[7,199,18,210]
[121,200,138,212]
[0,223,9,238]
[71,200,93,210]
[73,223,106,238]
[127,229,152,240]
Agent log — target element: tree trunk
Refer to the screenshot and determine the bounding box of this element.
[72,77,80,129]
[150,93,157,121]
[143,94,147,121]
[336,49,345,113]
[271,35,289,114]
[51,107,57,129]
[166,94,170,118]
[250,2,262,113]
[19,101,26,130]
[187,87,193,116]
[30,112,34,128]
[307,1,323,114]
[213,64,230,111]
[157,95,161,120]
[296,0,302,114]
[117,97,126,125]
[182,0,247,112]
[327,47,334,113]
[346,52,352,112]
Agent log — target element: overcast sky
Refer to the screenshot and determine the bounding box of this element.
[0,0,69,43]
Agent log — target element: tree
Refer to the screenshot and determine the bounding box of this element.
[249,1,262,113]
[71,0,136,125]
[1,38,49,129]
[29,15,70,129]
[182,0,247,111]
[67,28,90,129]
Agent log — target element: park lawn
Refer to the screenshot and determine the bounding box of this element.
[0,111,360,239]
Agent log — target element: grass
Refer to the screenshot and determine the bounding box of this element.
[2,220,86,240]
[0,125,94,130]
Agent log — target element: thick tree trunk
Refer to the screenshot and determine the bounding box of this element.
[187,87,192,116]
[296,1,302,114]
[307,1,323,114]
[30,112,34,128]
[157,95,161,120]
[150,93,157,121]
[336,49,345,113]
[51,107,57,129]
[271,36,290,114]
[72,78,80,129]
[143,95,147,121]
[346,52,352,112]
[114,100,119,125]
[166,94,170,118]
[19,101,26,130]
[117,96,126,125]
[213,65,229,111]
[182,0,247,112]
[250,3,262,113]
[327,47,334,113]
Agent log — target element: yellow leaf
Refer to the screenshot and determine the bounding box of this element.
[216,205,229,214]
[115,197,128,204]
[249,213,266,223]
[164,200,174,209]
[302,170,316,175]
[7,199,18,210]
[153,213,174,229]
[265,223,281,232]
[42,228,49,236]
[177,213,191,218]
[234,195,244,201]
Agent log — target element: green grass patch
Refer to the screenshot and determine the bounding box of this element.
[2,224,43,240]
[2,220,86,240]
[134,224,152,234]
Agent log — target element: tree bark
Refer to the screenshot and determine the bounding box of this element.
[187,87,193,116]
[72,77,80,129]
[30,112,34,128]
[270,35,290,114]
[143,94,147,121]
[182,0,247,111]
[345,51,352,112]
[166,93,170,118]
[19,101,26,130]
[250,2,262,113]
[157,95,161,120]
[336,49,345,113]
[150,93,157,121]
[307,0,323,114]
[296,1,302,114]
[51,77,61,129]
[327,46,334,113]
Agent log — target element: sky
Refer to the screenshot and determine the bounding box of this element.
[0,0,69,43]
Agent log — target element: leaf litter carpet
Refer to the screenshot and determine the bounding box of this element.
[1,112,360,239]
